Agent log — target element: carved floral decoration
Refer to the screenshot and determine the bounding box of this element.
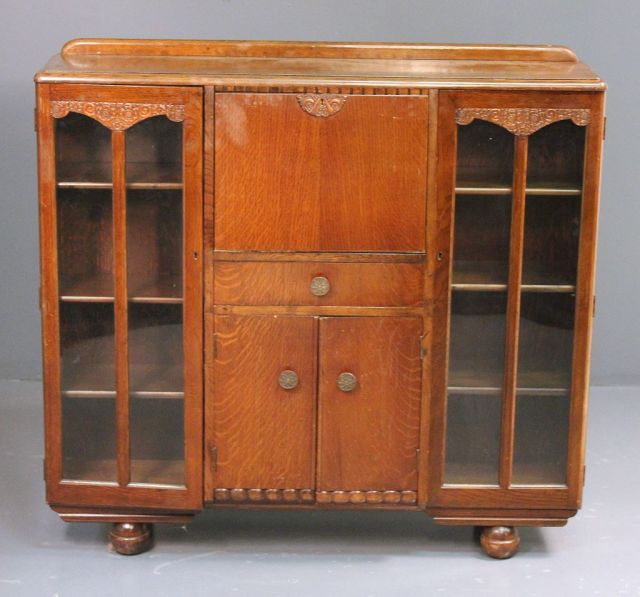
[455,107,591,136]
[50,100,185,131]
[296,94,348,117]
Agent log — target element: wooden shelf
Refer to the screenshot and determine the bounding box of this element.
[59,274,182,303]
[62,363,183,398]
[57,161,182,189]
[443,462,567,487]
[452,260,576,293]
[452,260,507,291]
[449,357,571,395]
[455,182,581,196]
[63,458,185,487]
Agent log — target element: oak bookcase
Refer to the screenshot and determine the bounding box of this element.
[35,39,606,558]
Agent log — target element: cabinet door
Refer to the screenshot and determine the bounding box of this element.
[317,317,422,504]
[210,315,317,503]
[429,91,605,509]
[214,92,428,252]
[38,84,203,510]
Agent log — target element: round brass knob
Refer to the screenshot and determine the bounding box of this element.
[337,372,358,392]
[310,276,331,297]
[278,370,299,390]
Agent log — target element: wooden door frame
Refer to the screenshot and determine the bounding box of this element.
[427,89,605,510]
[37,83,203,510]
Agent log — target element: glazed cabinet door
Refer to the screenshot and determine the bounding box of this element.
[37,84,203,510]
[317,317,423,505]
[214,92,428,252]
[209,315,317,504]
[429,91,605,509]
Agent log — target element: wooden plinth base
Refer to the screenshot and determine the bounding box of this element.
[480,526,520,559]
[110,522,153,555]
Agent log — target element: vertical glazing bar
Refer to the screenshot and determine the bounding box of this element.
[499,134,528,489]
[112,130,130,487]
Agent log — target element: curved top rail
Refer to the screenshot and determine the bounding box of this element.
[61,38,579,62]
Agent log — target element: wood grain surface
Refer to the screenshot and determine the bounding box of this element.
[317,317,423,492]
[213,261,424,307]
[214,93,428,251]
[211,315,317,492]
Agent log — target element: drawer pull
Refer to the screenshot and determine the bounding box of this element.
[337,372,358,392]
[310,276,331,297]
[278,370,299,390]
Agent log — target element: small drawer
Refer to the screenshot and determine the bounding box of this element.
[213,260,424,307]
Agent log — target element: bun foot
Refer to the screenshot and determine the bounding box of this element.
[480,526,520,559]
[110,522,153,555]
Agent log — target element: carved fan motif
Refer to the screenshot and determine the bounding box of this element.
[50,100,185,131]
[455,107,591,136]
[296,94,348,117]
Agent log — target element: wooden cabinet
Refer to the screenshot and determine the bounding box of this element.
[35,39,606,558]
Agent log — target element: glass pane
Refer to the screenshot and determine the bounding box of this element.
[60,303,116,481]
[130,398,184,486]
[527,120,586,190]
[518,293,575,390]
[57,189,113,298]
[56,113,116,483]
[128,304,184,484]
[456,120,514,188]
[445,292,506,486]
[513,393,570,485]
[448,292,507,389]
[445,393,501,485]
[125,116,185,486]
[453,195,512,287]
[56,113,112,184]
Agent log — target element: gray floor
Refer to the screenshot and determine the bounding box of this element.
[0,380,638,597]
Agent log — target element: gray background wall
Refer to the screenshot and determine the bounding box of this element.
[1,0,637,385]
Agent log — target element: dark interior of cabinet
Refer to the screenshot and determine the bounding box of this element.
[56,113,112,183]
[62,396,117,482]
[126,190,182,300]
[453,195,512,286]
[57,189,113,298]
[518,293,575,389]
[527,120,586,189]
[522,195,581,286]
[130,397,185,486]
[456,120,514,187]
[513,393,570,485]
[128,303,184,396]
[444,393,501,485]
[448,291,507,389]
[60,302,115,395]
[125,116,182,185]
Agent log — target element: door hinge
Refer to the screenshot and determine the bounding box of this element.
[583,464,586,486]
[34,107,38,133]
[42,457,46,481]
[419,336,427,359]
[593,295,597,318]
[603,116,607,141]
[210,446,218,473]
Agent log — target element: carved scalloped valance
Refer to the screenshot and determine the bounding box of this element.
[455,107,591,136]
[50,100,185,131]
[296,93,348,117]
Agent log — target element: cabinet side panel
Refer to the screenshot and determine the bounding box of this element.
[37,83,63,494]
